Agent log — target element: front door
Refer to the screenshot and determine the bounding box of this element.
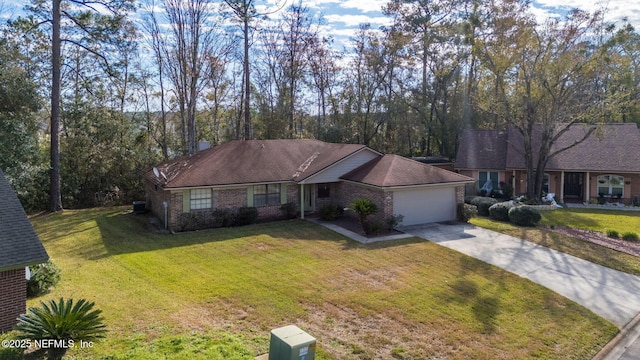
[564,172,583,200]
[303,184,314,212]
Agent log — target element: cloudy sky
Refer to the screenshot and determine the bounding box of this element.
[1,0,639,51]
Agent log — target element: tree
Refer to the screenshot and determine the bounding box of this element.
[224,0,286,140]
[21,0,135,211]
[163,0,219,155]
[476,1,611,200]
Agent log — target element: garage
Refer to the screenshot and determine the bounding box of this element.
[393,186,456,225]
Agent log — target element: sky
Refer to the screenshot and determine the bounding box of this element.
[1,0,640,52]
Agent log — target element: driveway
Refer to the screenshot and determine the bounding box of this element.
[400,222,640,329]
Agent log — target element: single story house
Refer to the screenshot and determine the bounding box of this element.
[0,169,49,332]
[455,123,640,203]
[144,139,474,231]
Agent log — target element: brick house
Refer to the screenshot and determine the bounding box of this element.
[455,123,640,204]
[143,139,473,231]
[0,169,49,333]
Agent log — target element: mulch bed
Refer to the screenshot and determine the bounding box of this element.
[327,216,403,238]
[552,227,640,257]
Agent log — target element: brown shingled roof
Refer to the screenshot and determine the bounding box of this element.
[341,154,473,188]
[144,139,371,188]
[454,129,508,170]
[456,124,640,173]
[506,123,640,172]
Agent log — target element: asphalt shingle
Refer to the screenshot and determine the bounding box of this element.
[0,169,49,271]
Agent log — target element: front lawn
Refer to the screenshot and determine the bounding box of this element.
[471,208,640,276]
[4,207,617,359]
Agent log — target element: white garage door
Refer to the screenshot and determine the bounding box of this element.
[393,187,456,226]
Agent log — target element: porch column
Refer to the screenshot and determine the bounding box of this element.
[512,170,516,195]
[560,171,565,203]
[300,184,305,219]
[585,172,590,203]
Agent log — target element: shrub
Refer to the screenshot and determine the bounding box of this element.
[16,298,106,360]
[362,220,382,236]
[470,197,498,216]
[319,204,340,221]
[622,232,639,242]
[385,214,404,231]
[457,203,477,223]
[508,205,542,227]
[349,198,379,224]
[606,229,619,238]
[280,202,297,219]
[27,260,61,297]
[234,207,258,226]
[211,208,234,227]
[489,202,515,222]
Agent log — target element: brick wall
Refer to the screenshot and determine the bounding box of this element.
[336,182,392,223]
[170,185,301,231]
[0,268,26,333]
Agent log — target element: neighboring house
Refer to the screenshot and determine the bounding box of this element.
[0,169,49,333]
[144,139,474,231]
[455,123,640,203]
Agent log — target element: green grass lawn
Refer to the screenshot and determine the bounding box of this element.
[471,208,640,276]
[539,207,640,234]
[2,207,618,359]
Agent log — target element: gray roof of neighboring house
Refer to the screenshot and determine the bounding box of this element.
[341,154,473,187]
[0,169,49,271]
[144,139,374,188]
[456,123,640,173]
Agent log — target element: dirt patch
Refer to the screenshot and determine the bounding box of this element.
[551,227,640,257]
[297,302,455,360]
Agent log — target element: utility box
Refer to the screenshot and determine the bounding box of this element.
[268,325,316,360]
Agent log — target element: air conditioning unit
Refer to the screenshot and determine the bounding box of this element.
[268,325,316,360]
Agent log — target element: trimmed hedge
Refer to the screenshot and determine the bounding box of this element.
[489,202,515,222]
[469,197,498,216]
[457,203,478,223]
[508,205,541,227]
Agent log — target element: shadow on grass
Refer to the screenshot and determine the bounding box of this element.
[89,208,431,258]
[91,209,423,259]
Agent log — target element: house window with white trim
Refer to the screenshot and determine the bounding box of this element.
[254,184,281,206]
[597,175,624,197]
[478,171,499,195]
[190,189,211,210]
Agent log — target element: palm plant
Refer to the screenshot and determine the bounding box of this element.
[15,298,106,360]
[350,198,379,234]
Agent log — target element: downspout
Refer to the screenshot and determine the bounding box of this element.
[163,201,168,229]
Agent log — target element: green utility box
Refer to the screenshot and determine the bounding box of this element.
[269,325,316,360]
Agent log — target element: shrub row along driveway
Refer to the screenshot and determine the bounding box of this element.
[401,222,640,328]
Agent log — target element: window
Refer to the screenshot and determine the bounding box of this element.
[317,183,330,198]
[190,189,211,210]
[478,171,499,194]
[597,175,624,197]
[254,184,281,206]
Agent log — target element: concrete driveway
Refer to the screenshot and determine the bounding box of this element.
[400,222,640,329]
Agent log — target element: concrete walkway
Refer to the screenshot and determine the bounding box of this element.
[312,219,640,359]
[397,222,640,360]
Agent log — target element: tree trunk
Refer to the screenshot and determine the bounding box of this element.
[243,15,251,140]
[49,0,63,212]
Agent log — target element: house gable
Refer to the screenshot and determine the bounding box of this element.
[298,147,381,184]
